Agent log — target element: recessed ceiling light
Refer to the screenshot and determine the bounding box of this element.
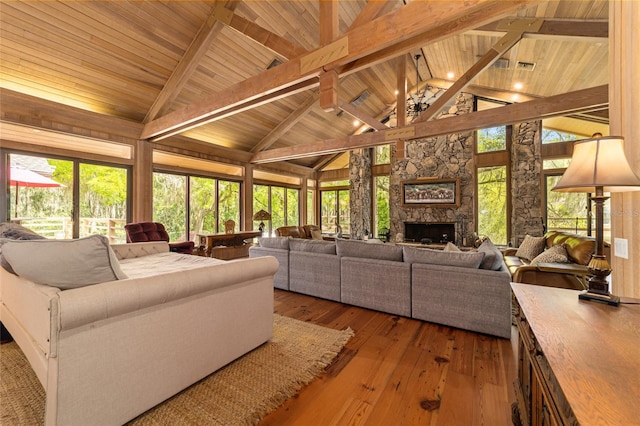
[447,72,455,79]
[353,120,360,127]
[514,82,523,90]
[394,90,399,96]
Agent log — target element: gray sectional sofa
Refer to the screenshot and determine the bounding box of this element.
[250,237,512,338]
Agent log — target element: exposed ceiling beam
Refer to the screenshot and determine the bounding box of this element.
[337,1,535,77]
[415,20,542,123]
[144,3,235,123]
[251,93,319,153]
[141,0,534,141]
[473,19,608,41]
[250,84,608,163]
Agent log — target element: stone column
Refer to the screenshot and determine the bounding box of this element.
[510,121,544,246]
[349,148,372,239]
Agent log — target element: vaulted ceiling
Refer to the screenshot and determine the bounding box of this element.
[0,1,610,171]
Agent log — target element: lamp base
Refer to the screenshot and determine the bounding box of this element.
[578,290,620,306]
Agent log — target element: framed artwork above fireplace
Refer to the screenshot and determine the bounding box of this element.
[401,178,460,208]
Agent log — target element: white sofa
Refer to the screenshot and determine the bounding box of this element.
[0,240,278,425]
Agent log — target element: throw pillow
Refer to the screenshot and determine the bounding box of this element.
[258,236,290,250]
[0,222,45,240]
[477,238,505,271]
[1,235,128,289]
[402,246,485,269]
[531,243,570,265]
[289,239,336,255]
[310,229,323,240]
[515,235,546,261]
[443,242,461,252]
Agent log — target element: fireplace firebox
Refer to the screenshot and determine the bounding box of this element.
[404,222,456,244]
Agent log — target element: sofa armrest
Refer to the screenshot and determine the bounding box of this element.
[512,263,588,290]
[502,248,518,257]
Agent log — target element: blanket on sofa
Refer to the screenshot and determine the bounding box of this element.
[118,252,227,278]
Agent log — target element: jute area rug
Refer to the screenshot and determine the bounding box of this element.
[0,314,354,425]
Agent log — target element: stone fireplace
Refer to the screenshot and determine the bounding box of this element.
[404,222,455,244]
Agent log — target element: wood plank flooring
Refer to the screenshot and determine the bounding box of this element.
[261,289,517,426]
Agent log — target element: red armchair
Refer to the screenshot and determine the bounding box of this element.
[124,222,195,254]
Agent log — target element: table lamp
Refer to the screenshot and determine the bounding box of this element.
[253,209,271,234]
[553,136,640,306]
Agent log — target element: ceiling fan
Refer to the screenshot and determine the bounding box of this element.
[407,54,433,117]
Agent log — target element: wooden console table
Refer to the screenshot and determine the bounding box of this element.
[196,231,261,259]
[511,283,639,425]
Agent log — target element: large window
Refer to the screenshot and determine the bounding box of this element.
[78,163,128,240]
[153,172,241,242]
[253,184,299,235]
[320,188,350,235]
[477,165,507,245]
[477,126,507,153]
[374,176,389,238]
[6,152,129,243]
[541,128,579,144]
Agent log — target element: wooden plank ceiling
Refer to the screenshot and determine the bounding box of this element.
[0,1,610,170]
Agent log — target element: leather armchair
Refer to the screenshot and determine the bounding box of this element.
[124,222,195,254]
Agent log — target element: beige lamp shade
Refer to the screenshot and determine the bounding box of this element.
[253,209,271,221]
[553,136,640,193]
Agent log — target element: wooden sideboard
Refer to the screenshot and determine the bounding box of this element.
[195,231,261,259]
[511,283,640,425]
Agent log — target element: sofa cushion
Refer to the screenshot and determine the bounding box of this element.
[531,243,569,266]
[477,238,505,271]
[402,246,485,268]
[515,235,546,261]
[0,234,128,289]
[336,239,403,261]
[258,236,290,250]
[289,239,336,255]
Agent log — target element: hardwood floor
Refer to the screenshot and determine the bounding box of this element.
[261,289,518,426]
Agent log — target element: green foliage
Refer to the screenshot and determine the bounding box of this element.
[153,173,187,240]
[375,145,390,164]
[477,126,506,153]
[477,166,507,245]
[189,176,217,235]
[546,175,589,233]
[321,190,337,233]
[375,176,390,234]
[217,180,240,232]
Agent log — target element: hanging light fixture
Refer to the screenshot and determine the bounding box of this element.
[389,54,442,123]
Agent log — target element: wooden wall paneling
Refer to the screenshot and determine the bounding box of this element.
[609,1,640,298]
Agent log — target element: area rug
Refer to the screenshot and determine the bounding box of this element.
[0,314,354,425]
